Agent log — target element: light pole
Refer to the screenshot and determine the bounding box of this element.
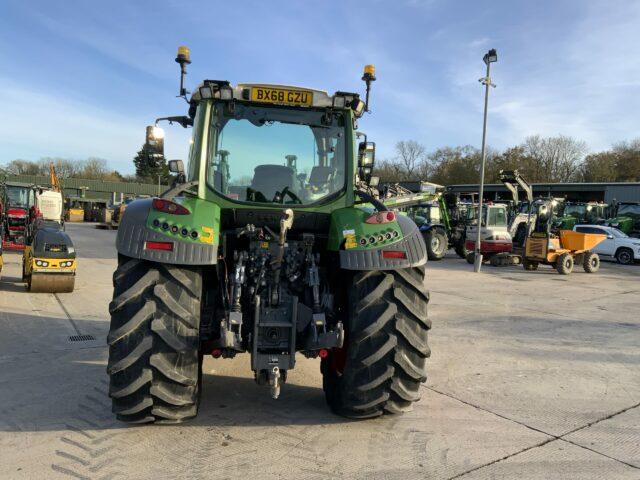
[157,174,161,196]
[474,48,498,273]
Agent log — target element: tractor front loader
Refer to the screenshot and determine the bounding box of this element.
[106,48,430,424]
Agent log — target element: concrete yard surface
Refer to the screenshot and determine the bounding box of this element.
[0,223,638,479]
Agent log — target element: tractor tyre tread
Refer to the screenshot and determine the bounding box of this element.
[322,266,430,419]
[107,256,202,424]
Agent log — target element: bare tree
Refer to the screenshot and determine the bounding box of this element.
[3,159,41,175]
[79,157,109,179]
[38,157,79,178]
[395,140,426,177]
[522,135,587,182]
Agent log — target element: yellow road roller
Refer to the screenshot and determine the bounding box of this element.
[22,220,76,292]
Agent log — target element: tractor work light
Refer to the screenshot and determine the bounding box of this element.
[199,80,233,101]
[199,86,213,99]
[483,49,498,65]
[151,126,165,140]
[333,92,366,117]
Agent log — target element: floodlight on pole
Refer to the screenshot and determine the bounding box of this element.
[473,48,497,273]
[483,49,498,65]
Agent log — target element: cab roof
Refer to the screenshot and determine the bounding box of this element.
[190,81,361,111]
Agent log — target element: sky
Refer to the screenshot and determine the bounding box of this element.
[1,0,639,174]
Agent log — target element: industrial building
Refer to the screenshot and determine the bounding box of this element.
[2,174,166,204]
[394,181,640,203]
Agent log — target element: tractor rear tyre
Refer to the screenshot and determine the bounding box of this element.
[424,229,447,261]
[583,252,600,273]
[523,258,539,271]
[107,256,202,423]
[556,253,574,275]
[321,266,430,418]
[465,252,475,264]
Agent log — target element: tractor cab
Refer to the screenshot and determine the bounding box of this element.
[1,182,35,249]
[560,202,607,228]
[606,202,640,237]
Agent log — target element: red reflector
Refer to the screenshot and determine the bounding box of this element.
[145,241,174,251]
[211,348,222,358]
[365,210,396,224]
[319,349,329,359]
[152,198,190,215]
[7,208,27,217]
[382,250,407,259]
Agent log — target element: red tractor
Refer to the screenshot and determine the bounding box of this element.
[1,182,34,250]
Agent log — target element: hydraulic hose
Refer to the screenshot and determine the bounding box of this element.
[356,190,388,212]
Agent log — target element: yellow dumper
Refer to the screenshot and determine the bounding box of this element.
[524,230,606,275]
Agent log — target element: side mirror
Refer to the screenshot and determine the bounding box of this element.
[145,125,165,157]
[358,141,376,183]
[168,159,184,174]
[607,234,614,239]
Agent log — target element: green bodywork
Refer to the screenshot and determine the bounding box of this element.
[605,203,640,234]
[146,196,221,247]
[327,206,403,251]
[406,196,451,232]
[605,216,634,233]
[557,202,608,230]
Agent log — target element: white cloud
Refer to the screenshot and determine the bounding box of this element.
[0,78,190,172]
[482,2,640,152]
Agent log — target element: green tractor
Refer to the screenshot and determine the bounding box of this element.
[605,202,640,238]
[405,191,468,260]
[557,201,607,230]
[107,48,430,424]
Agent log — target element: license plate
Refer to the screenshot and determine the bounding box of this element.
[251,87,313,106]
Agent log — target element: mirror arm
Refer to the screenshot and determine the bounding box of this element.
[161,181,198,201]
[155,116,193,128]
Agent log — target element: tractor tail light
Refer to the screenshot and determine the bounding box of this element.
[152,198,190,215]
[145,241,174,251]
[365,211,396,224]
[382,250,406,259]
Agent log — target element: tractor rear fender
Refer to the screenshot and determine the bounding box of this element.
[116,197,219,265]
[328,207,427,270]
